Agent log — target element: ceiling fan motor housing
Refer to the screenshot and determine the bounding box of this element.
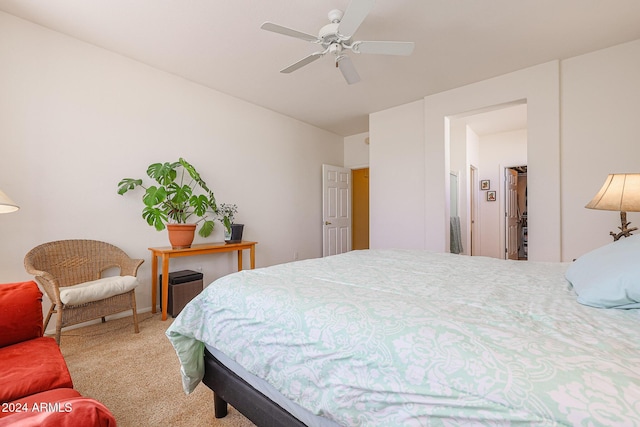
[319,22,345,46]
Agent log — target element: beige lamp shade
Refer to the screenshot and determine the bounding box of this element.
[0,189,19,213]
[585,173,640,212]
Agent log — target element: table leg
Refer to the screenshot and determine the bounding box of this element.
[237,250,243,271]
[250,245,255,269]
[161,254,170,321]
[151,253,158,314]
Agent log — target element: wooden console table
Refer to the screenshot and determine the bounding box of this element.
[149,241,257,320]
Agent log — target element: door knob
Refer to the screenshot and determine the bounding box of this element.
[324,221,332,225]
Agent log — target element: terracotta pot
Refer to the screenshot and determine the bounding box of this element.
[167,223,196,249]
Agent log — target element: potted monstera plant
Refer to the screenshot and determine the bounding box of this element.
[117,158,219,249]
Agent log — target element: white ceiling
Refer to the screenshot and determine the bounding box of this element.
[465,103,528,136]
[1,0,639,136]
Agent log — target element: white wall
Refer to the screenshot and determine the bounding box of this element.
[370,37,640,262]
[344,132,369,168]
[369,100,425,249]
[371,62,559,261]
[561,39,640,259]
[424,62,560,262]
[0,12,343,317]
[477,129,527,258]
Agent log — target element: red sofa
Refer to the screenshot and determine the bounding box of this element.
[0,281,116,426]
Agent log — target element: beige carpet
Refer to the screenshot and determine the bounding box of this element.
[58,312,256,427]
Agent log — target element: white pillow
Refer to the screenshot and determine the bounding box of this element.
[565,234,640,309]
[60,275,139,306]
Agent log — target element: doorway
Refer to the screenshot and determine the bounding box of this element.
[505,165,527,260]
[449,102,527,259]
[322,164,351,257]
[352,168,370,250]
[321,164,370,256]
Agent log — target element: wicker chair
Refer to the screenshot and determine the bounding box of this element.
[24,239,144,345]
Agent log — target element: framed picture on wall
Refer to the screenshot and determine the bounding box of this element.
[487,191,496,201]
[480,180,490,190]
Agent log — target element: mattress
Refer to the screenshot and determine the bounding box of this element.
[167,249,640,426]
[205,344,340,427]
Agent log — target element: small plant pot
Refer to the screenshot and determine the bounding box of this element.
[167,224,196,249]
[224,224,244,244]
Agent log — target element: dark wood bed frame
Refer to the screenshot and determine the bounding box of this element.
[202,348,307,427]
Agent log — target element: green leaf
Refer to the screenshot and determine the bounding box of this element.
[198,220,215,237]
[208,191,218,213]
[147,162,179,186]
[168,182,192,205]
[179,157,215,201]
[142,186,167,207]
[116,178,143,195]
[179,158,200,181]
[189,194,211,216]
[142,207,168,231]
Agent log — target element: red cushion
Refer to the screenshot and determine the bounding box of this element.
[0,396,116,427]
[0,281,43,347]
[0,337,73,402]
[0,388,81,419]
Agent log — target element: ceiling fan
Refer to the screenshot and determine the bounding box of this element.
[260,0,415,85]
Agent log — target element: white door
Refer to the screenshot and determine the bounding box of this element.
[322,164,351,257]
[505,168,519,260]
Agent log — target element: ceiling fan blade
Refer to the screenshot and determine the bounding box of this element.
[261,22,319,42]
[337,0,376,39]
[353,41,415,56]
[280,51,324,73]
[337,56,361,85]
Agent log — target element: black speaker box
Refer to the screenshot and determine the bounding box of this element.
[159,270,204,317]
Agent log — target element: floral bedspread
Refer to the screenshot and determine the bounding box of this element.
[166,249,640,426]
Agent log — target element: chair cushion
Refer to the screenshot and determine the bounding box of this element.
[59,276,139,305]
[0,337,73,402]
[0,281,43,347]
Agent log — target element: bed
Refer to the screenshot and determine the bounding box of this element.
[166,244,640,426]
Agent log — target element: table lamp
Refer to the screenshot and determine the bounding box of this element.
[0,189,19,214]
[585,173,640,241]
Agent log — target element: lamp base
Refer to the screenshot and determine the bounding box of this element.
[610,211,637,241]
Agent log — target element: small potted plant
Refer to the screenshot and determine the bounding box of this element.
[218,203,243,243]
[117,158,218,249]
